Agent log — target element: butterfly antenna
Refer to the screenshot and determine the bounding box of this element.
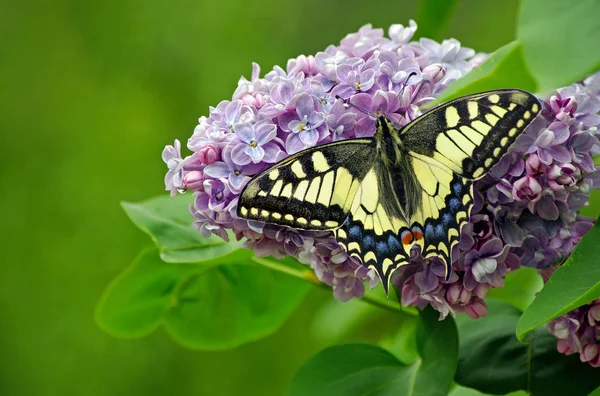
[410,67,444,104]
[395,71,418,102]
[334,95,375,117]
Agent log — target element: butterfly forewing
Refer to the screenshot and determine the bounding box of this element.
[238,139,376,229]
[401,89,541,179]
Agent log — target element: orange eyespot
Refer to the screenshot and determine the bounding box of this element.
[412,227,423,240]
[401,231,413,245]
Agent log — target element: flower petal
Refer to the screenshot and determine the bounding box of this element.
[203,162,231,178]
[235,123,255,143]
[230,143,251,166]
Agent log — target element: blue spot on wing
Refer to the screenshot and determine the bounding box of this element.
[376,241,389,256]
[363,234,375,250]
[435,224,445,238]
[453,182,463,196]
[442,212,453,225]
[349,225,362,240]
[425,223,435,239]
[387,235,401,252]
[449,197,460,211]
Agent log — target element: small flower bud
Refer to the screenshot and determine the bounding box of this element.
[197,144,219,164]
[557,339,573,355]
[183,171,205,191]
[580,344,599,363]
[464,299,487,319]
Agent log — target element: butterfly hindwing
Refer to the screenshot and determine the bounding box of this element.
[410,156,474,272]
[335,157,474,292]
[238,139,376,229]
[334,163,413,294]
[401,89,541,179]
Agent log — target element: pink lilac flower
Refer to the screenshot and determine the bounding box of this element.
[163,22,600,365]
[547,298,600,367]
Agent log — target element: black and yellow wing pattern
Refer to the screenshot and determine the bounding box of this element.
[238,89,541,293]
[238,139,377,230]
[402,89,540,272]
[403,89,541,179]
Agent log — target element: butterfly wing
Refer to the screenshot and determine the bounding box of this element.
[401,89,541,179]
[395,89,541,280]
[409,156,473,277]
[238,139,377,229]
[333,161,414,294]
[239,89,542,295]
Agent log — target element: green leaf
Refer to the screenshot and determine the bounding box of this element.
[518,0,600,93]
[426,41,537,107]
[487,267,543,311]
[289,306,458,396]
[415,0,458,40]
[516,220,600,341]
[589,385,600,396]
[415,306,459,393]
[121,195,210,248]
[121,195,244,263]
[456,300,598,396]
[580,189,600,218]
[310,297,383,344]
[96,248,312,349]
[379,315,419,365]
[449,385,527,396]
[95,247,198,338]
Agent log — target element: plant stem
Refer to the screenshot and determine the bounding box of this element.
[251,257,417,316]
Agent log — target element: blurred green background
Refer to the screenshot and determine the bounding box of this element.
[1,1,520,394]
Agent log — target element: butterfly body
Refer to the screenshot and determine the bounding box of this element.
[238,89,541,293]
[374,116,424,222]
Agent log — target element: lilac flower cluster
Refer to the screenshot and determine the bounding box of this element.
[163,23,600,362]
[163,21,483,301]
[548,297,600,367]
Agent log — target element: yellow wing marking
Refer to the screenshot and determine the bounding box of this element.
[293,180,309,200]
[312,151,329,172]
[471,120,491,134]
[305,177,320,203]
[467,102,478,119]
[330,167,353,207]
[459,125,483,145]
[435,134,469,168]
[490,105,508,117]
[360,169,379,213]
[268,169,279,180]
[317,171,334,205]
[291,160,306,178]
[488,94,500,103]
[280,183,293,198]
[447,129,476,155]
[485,113,500,126]
[270,180,283,196]
[445,106,460,128]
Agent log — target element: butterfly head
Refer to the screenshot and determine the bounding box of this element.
[375,116,401,143]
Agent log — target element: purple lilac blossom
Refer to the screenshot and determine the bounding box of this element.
[162,22,600,365]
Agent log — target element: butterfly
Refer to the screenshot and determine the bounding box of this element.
[237,89,541,293]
